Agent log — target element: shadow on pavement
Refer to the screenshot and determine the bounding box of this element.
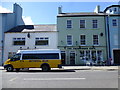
[6,69,76,73]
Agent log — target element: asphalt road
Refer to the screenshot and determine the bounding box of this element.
[1,69,118,88]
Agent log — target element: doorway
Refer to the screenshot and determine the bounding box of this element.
[70,51,75,65]
[113,50,120,65]
[61,51,66,65]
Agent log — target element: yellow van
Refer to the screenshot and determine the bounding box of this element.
[4,49,62,72]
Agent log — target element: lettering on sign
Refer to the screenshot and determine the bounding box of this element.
[29,60,41,62]
[42,60,48,62]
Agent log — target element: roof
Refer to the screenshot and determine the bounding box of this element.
[104,5,120,13]
[6,24,57,33]
[17,49,60,54]
[57,11,120,17]
[57,12,106,17]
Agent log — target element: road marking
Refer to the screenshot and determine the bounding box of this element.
[24,78,86,81]
[9,77,17,81]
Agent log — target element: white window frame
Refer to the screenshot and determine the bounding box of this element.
[80,35,86,46]
[92,20,98,28]
[66,35,73,46]
[112,19,117,26]
[66,19,72,29]
[35,37,49,46]
[13,38,25,46]
[93,35,99,46]
[80,20,86,28]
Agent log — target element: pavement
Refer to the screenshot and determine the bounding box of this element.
[0,66,119,70]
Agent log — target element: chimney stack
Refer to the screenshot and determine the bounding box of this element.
[94,5,100,13]
[58,6,62,14]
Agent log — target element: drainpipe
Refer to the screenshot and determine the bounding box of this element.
[106,14,111,65]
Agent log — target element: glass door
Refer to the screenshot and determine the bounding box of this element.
[70,51,75,65]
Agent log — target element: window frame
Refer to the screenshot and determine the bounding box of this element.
[92,20,98,28]
[66,35,73,46]
[112,19,117,26]
[66,19,72,29]
[80,35,86,46]
[80,20,86,28]
[35,37,49,46]
[93,35,99,46]
[13,38,25,46]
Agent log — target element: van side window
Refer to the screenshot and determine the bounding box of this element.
[11,54,21,61]
[22,53,59,60]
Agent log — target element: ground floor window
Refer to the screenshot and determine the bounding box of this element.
[79,50,103,64]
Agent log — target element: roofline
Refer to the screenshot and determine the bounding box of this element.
[57,14,120,17]
[104,5,120,12]
[34,24,56,26]
[17,49,60,54]
[5,31,58,33]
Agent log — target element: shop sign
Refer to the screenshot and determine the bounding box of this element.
[67,47,95,50]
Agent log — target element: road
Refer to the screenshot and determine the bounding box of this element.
[1,69,119,88]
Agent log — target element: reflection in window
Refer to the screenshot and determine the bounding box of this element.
[13,38,25,45]
[35,37,49,46]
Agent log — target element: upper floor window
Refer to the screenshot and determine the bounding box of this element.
[67,35,72,46]
[114,8,117,12]
[13,38,25,45]
[92,20,98,28]
[110,9,112,12]
[93,35,99,45]
[80,35,86,45]
[67,20,72,28]
[80,20,85,28]
[112,19,117,26]
[35,37,49,46]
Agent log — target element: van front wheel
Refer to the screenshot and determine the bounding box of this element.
[41,65,50,72]
[6,66,13,72]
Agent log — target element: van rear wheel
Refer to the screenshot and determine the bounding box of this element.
[6,66,13,72]
[41,65,50,72]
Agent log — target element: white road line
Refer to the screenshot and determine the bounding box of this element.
[24,78,86,81]
[9,77,17,81]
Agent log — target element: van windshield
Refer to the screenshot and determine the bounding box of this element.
[10,53,21,61]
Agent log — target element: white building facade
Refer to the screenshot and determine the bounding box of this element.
[3,24,58,62]
[0,3,24,65]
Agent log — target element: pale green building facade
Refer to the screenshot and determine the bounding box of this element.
[57,8,107,65]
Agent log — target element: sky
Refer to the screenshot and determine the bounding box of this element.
[0,2,119,25]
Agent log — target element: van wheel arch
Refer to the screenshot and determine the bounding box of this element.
[41,63,51,72]
[6,65,14,72]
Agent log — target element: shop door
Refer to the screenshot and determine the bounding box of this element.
[113,50,120,65]
[70,51,75,65]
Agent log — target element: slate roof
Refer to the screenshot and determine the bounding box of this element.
[57,12,106,17]
[6,24,57,33]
